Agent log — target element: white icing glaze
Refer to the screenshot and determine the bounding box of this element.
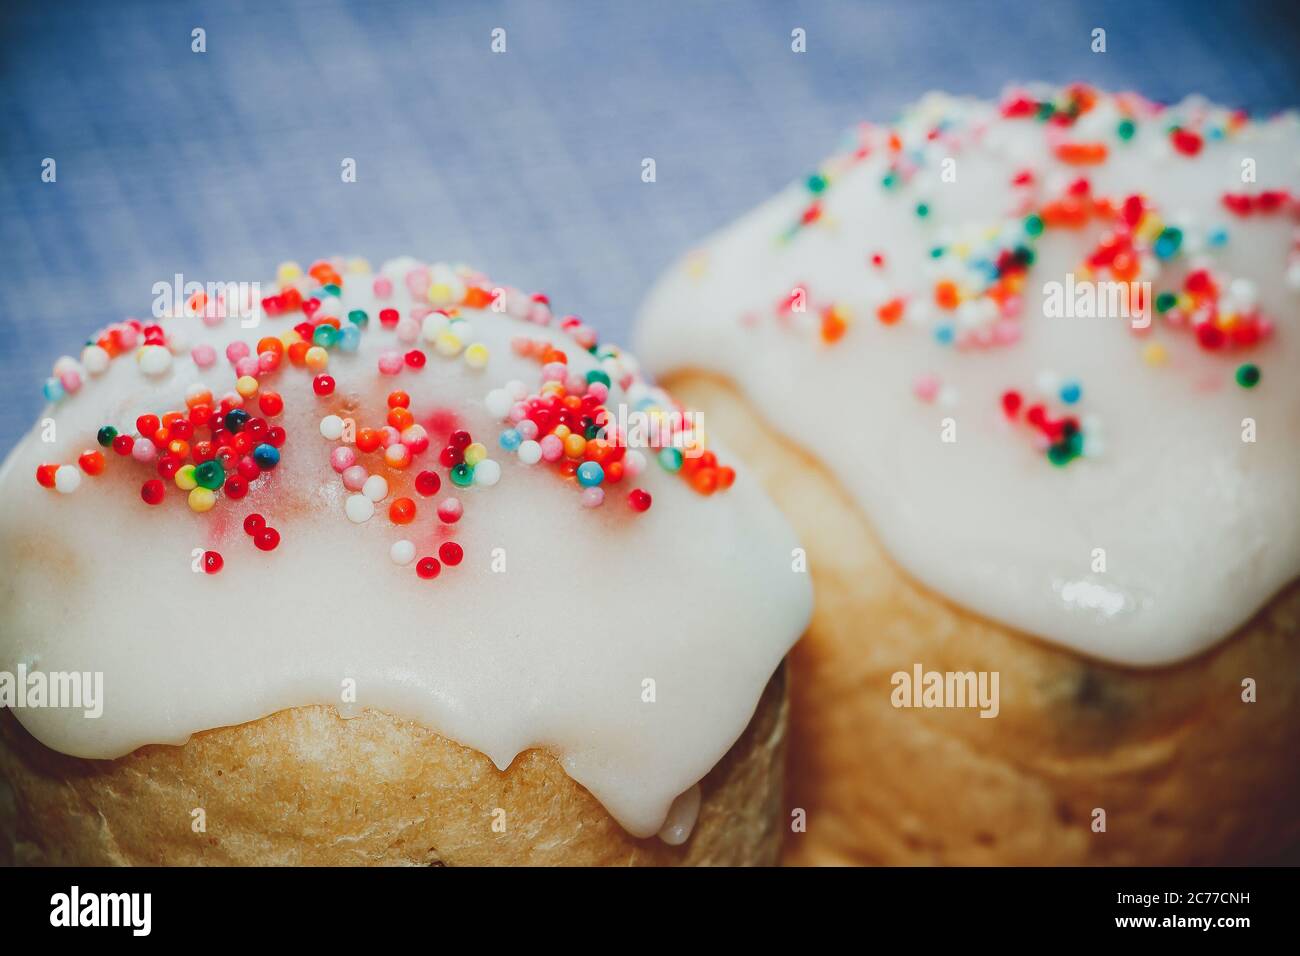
[0,257,810,839]
[636,89,1300,667]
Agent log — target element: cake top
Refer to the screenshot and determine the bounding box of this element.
[636,84,1300,666]
[0,256,811,839]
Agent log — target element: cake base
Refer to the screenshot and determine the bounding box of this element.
[0,664,787,866]
[665,371,1300,866]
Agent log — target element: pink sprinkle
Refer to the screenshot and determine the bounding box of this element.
[59,370,82,393]
[132,437,158,463]
[586,382,609,403]
[580,486,605,508]
[380,425,401,448]
[507,402,528,424]
[373,275,393,299]
[516,419,539,441]
[992,319,1021,345]
[377,351,403,375]
[192,344,217,368]
[565,373,586,395]
[540,434,564,462]
[913,374,940,403]
[117,326,140,349]
[405,267,431,298]
[235,356,259,377]
[226,342,250,365]
[396,318,420,344]
[436,498,463,524]
[401,425,429,455]
[541,361,567,382]
[258,351,279,373]
[342,465,368,491]
[330,447,356,473]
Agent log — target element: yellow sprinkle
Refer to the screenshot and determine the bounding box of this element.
[346,257,371,274]
[280,329,302,347]
[235,375,259,398]
[305,346,329,371]
[175,464,197,491]
[1142,342,1167,367]
[428,282,455,305]
[552,424,571,440]
[563,434,587,458]
[188,487,216,513]
[435,332,462,356]
[277,261,302,284]
[464,343,489,369]
[464,442,487,466]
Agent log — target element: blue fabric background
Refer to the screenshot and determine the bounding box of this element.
[2,0,1298,453]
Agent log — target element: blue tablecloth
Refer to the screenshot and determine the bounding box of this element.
[2,0,1297,452]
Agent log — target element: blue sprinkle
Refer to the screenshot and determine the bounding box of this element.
[338,325,361,352]
[1207,227,1229,249]
[1059,381,1082,405]
[934,323,956,346]
[253,443,280,469]
[576,461,605,487]
[498,428,522,451]
[42,379,65,403]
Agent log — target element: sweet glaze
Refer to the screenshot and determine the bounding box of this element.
[0,257,810,839]
[636,87,1300,666]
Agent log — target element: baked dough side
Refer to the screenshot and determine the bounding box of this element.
[0,664,787,866]
[664,371,1300,866]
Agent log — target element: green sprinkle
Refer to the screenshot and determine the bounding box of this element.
[806,173,827,194]
[1117,118,1136,141]
[1235,363,1261,389]
[915,202,930,219]
[96,425,118,447]
[195,460,225,490]
[1155,292,1178,313]
[347,309,369,327]
[586,369,611,388]
[1047,442,1075,467]
[1024,214,1044,237]
[658,448,683,473]
[881,171,898,190]
[1036,102,1055,121]
[929,247,945,259]
[450,463,474,487]
[312,325,339,348]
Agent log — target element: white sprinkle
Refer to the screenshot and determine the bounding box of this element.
[319,415,344,440]
[362,474,389,502]
[473,459,501,486]
[389,539,416,565]
[54,465,81,494]
[345,494,375,523]
[81,346,110,375]
[138,345,173,376]
[517,440,542,465]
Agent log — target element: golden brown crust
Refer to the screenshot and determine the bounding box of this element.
[0,664,787,866]
[664,370,1300,866]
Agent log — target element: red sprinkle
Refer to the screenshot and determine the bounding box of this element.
[313,374,335,396]
[416,556,441,579]
[202,550,223,574]
[415,470,441,496]
[438,542,463,566]
[255,527,281,551]
[141,479,165,505]
[243,513,266,536]
[628,488,652,512]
